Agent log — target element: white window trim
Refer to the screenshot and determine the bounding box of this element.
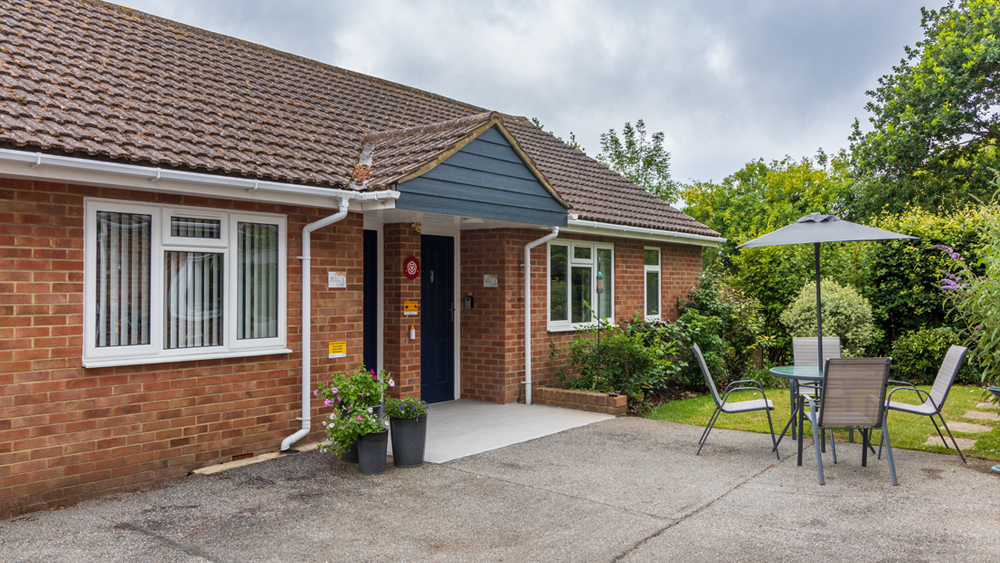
[644,246,661,321]
[546,240,614,332]
[83,198,290,368]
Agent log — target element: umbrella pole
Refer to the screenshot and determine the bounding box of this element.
[815,242,823,371]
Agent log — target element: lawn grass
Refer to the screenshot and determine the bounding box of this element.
[645,385,1000,461]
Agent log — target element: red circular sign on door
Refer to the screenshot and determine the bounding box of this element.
[403,256,420,280]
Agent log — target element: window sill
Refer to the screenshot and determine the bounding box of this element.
[546,322,609,333]
[82,347,293,369]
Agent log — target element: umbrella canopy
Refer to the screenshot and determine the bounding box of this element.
[737,213,918,368]
[736,212,918,248]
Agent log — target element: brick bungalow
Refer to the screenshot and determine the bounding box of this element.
[0,0,721,517]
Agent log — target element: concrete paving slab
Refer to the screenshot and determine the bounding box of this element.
[418,399,614,463]
[924,435,977,449]
[975,402,997,409]
[2,417,997,562]
[963,410,999,421]
[946,421,993,433]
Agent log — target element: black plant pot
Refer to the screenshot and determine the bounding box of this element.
[357,429,388,475]
[390,415,426,468]
[340,440,359,464]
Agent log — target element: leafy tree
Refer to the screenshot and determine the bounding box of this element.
[780,279,876,358]
[849,0,1000,219]
[597,120,678,203]
[530,117,586,153]
[682,150,853,259]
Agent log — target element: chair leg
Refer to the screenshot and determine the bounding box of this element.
[828,429,837,464]
[861,429,868,467]
[849,428,854,443]
[697,407,722,455]
[929,415,949,449]
[881,419,898,486]
[809,412,824,485]
[936,414,967,464]
[765,408,779,460]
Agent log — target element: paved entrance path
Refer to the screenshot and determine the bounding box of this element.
[2,418,998,562]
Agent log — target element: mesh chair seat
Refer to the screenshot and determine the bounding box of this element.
[886,400,938,416]
[721,398,773,413]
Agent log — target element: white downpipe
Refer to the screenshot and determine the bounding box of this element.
[524,227,559,405]
[281,197,352,452]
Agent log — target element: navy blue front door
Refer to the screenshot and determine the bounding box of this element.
[362,229,378,372]
[420,235,455,403]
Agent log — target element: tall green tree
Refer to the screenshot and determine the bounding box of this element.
[681,150,852,257]
[849,0,1000,219]
[597,120,678,203]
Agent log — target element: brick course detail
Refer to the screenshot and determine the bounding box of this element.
[532,387,627,416]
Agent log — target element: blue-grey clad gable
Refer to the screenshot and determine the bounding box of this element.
[395,126,568,226]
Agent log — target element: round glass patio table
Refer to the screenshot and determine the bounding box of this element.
[769,365,824,465]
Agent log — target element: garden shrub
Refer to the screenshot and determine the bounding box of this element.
[678,270,772,382]
[864,206,986,355]
[889,327,980,385]
[780,279,875,357]
[554,314,680,411]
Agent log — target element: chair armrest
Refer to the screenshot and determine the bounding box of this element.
[888,379,914,387]
[724,379,762,392]
[720,386,772,409]
[885,386,938,412]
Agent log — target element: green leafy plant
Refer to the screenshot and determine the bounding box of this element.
[384,397,428,419]
[780,279,875,357]
[316,366,394,455]
[554,312,680,411]
[936,201,1000,382]
[889,327,980,385]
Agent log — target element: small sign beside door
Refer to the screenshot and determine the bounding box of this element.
[403,256,420,280]
[328,271,346,289]
[328,341,346,358]
[483,275,497,288]
[403,301,419,316]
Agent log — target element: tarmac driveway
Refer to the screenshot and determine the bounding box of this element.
[1,417,998,562]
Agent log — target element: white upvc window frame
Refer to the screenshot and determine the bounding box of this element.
[546,239,614,332]
[83,198,289,368]
[644,246,661,321]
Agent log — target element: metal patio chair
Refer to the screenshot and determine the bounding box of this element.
[879,345,969,463]
[792,336,844,443]
[801,357,897,486]
[694,344,779,459]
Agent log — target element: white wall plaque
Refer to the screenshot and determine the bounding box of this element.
[483,275,498,288]
[328,271,346,289]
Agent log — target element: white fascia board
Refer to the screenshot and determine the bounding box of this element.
[0,148,399,211]
[562,218,725,247]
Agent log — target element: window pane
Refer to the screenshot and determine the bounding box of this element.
[573,246,591,260]
[571,266,592,323]
[644,248,659,266]
[171,216,221,239]
[164,252,224,349]
[596,248,612,319]
[646,271,660,317]
[549,245,568,321]
[96,212,151,347]
[238,222,279,339]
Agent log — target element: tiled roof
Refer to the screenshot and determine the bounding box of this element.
[0,0,719,238]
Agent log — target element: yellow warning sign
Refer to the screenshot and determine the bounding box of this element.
[328,341,346,358]
[403,301,419,316]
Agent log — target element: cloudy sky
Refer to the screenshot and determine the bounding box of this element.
[120,0,946,185]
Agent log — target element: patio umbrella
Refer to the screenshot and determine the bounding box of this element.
[736,212,918,368]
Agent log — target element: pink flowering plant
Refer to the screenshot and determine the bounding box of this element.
[316,366,395,455]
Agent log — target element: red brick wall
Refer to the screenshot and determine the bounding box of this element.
[382,223,422,399]
[0,178,363,518]
[457,229,704,402]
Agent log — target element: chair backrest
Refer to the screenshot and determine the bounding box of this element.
[693,344,723,407]
[793,337,842,367]
[818,357,892,429]
[926,345,968,412]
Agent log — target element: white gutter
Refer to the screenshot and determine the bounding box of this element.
[281,196,352,452]
[524,227,559,405]
[563,218,724,247]
[0,148,399,211]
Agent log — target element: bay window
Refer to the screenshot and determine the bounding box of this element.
[644,247,661,320]
[548,240,613,330]
[84,199,288,367]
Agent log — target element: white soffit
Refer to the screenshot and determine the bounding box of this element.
[562,218,724,247]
